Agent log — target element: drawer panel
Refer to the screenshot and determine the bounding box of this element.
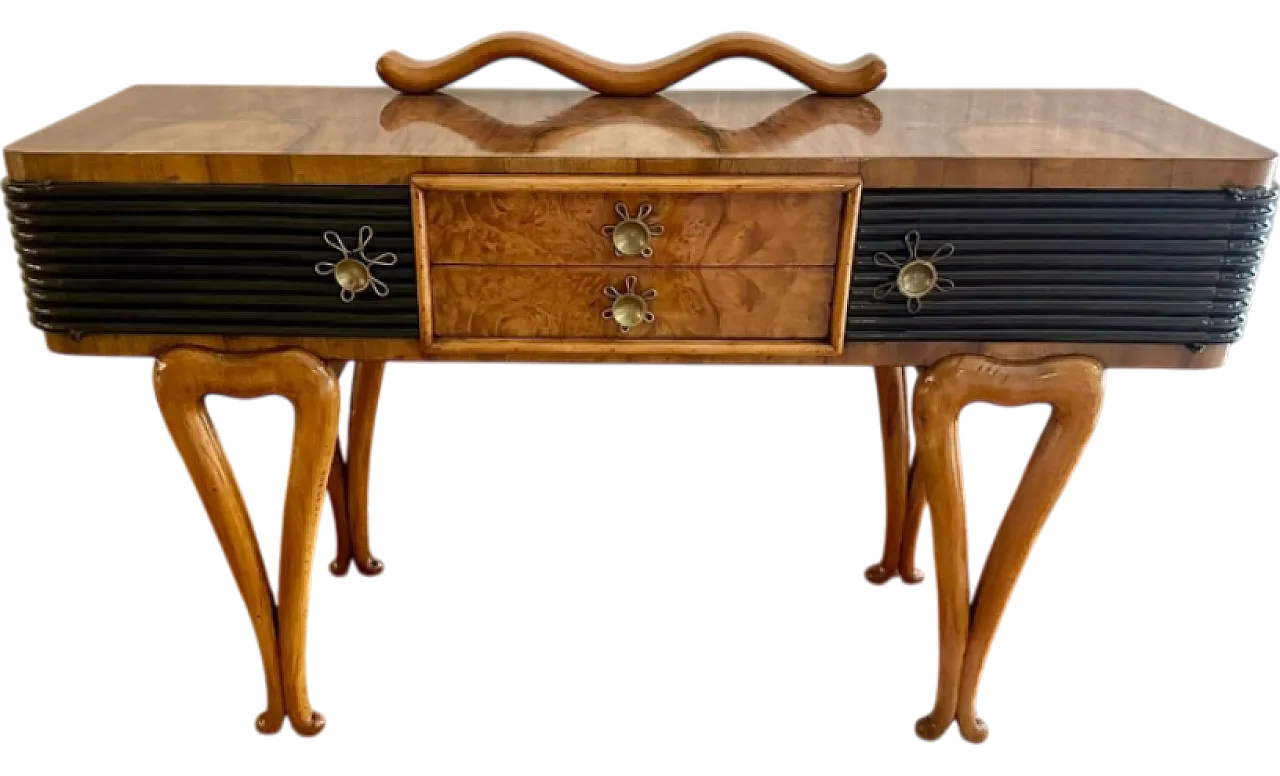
[848,187,1274,344]
[4,180,420,339]
[424,190,844,266]
[431,267,834,339]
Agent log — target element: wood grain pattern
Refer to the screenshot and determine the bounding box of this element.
[829,188,860,351]
[43,332,1232,368]
[415,174,858,192]
[376,32,886,97]
[423,190,843,266]
[153,347,339,736]
[379,92,884,149]
[346,361,385,576]
[325,361,351,575]
[414,191,435,347]
[328,361,387,577]
[430,266,834,339]
[912,355,1104,743]
[425,338,838,357]
[7,87,1272,185]
[898,448,928,584]
[865,366,918,584]
[412,174,860,355]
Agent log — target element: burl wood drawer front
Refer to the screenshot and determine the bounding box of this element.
[431,267,834,339]
[424,190,843,266]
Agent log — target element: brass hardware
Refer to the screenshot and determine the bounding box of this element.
[872,230,955,314]
[316,226,398,302]
[602,275,657,333]
[333,258,372,294]
[601,202,664,258]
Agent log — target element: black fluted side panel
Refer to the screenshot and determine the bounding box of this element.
[6,180,418,338]
[849,187,1274,344]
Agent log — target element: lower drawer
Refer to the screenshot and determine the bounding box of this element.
[430,266,834,339]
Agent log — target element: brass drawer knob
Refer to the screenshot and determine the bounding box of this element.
[316,225,398,302]
[602,275,657,333]
[602,202,664,258]
[872,229,955,314]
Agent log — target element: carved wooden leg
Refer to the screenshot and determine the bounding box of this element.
[327,445,354,575]
[912,355,1104,743]
[345,361,384,581]
[325,362,354,576]
[897,453,927,580]
[154,347,340,736]
[867,366,924,584]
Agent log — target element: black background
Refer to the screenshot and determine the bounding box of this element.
[2,30,1269,752]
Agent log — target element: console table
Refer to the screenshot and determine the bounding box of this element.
[5,34,1274,742]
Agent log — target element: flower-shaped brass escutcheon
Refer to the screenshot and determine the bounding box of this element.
[872,229,955,313]
[602,202,664,258]
[602,275,657,333]
[316,225,398,302]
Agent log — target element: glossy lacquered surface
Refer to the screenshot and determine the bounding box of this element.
[12,178,1269,349]
[6,88,1274,185]
[4,180,419,339]
[411,175,862,355]
[850,187,1273,344]
[377,32,886,96]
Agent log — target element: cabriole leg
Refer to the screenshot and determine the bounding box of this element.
[347,361,386,575]
[912,355,1104,743]
[154,347,340,736]
[326,361,353,575]
[867,366,924,584]
[322,361,386,581]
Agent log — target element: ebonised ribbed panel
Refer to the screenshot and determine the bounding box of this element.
[6,181,418,338]
[849,188,1275,344]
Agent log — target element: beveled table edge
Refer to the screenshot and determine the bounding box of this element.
[45,333,1229,369]
[7,151,1273,188]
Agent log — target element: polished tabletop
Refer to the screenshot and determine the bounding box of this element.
[6,87,1274,186]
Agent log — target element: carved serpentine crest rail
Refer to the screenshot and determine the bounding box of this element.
[377,32,887,96]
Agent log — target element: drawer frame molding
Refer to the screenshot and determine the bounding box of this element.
[411,174,862,356]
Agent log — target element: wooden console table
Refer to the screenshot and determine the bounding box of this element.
[4,35,1274,742]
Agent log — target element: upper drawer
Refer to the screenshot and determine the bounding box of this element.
[415,176,856,267]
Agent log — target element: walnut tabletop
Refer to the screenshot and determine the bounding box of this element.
[6,87,1273,185]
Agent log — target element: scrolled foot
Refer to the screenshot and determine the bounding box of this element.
[915,712,984,742]
[865,562,923,585]
[355,556,384,576]
[256,709,284,735]
[915,714,950,741]
[958,714,989,743]
[290,710,327,737]
[903,567,925,584]
[329,557,351,577]
[864,563,895,585]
